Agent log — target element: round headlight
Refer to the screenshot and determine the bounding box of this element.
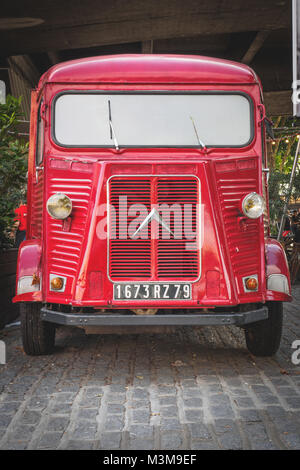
[47,193,72,220]
[241,192,264,219]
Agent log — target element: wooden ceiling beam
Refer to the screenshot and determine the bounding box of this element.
[241,31,270,65]
[0,1,290,56]
[7,55,40,87]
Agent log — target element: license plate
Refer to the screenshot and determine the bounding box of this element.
[113,283,191,300]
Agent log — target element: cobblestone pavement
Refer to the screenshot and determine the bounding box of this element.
[0,287,300,450]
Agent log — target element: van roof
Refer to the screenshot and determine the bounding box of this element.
[39,54,258,88]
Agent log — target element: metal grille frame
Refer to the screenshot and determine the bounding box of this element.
[107,174,201,284]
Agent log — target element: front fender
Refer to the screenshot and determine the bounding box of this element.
[265,237,292,302]
[13,239,43,302]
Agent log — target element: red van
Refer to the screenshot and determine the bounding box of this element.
[13,54,292,356]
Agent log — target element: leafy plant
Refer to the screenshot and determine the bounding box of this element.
[0,95,28,249]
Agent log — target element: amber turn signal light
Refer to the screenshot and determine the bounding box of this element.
[245,277,258,291]
[50,277,64,291]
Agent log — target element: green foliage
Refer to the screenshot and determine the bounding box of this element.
[267,117,300,235]
[0,95,28,249]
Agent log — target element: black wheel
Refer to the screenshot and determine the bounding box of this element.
[245,301,283,356]
[21,303,55,355]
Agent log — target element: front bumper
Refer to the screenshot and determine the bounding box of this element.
[40,306,268,327]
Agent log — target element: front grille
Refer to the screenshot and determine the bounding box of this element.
[109,176,199,281]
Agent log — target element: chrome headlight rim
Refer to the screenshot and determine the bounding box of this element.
[46,193,72,220]
[241,192,264,219]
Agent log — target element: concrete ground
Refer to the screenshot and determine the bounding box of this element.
[0,286,300,450]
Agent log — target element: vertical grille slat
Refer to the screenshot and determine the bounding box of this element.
[31,171,44,239]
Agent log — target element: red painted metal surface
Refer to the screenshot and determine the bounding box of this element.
[39,54,258,87]
[265,237,292,302]
[13,54,291,309]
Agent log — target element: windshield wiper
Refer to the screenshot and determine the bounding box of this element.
[190,116,207,151]
[108,100,120,151]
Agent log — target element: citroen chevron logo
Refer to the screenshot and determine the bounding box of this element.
[132,208,174,238]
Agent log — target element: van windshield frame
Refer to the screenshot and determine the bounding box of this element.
[51,90,255,149]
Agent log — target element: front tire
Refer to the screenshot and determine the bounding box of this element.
[245,301,283,356]
[21,303,55,355]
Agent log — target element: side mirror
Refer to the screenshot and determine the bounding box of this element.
[0,80,6,104]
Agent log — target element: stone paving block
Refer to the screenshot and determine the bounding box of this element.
[190,440,219,450]
[64,439,95,450]
[210,404,235,419]
[285,397,300,409]
[105,415,124,432]
[27,397,49,410]
[160,418,182,430]
[233,396,255,408]
[187,422,211,439]
[0,401,21,414]
[77,408,99,420]
[129,437,154,450]
[281,432,300,449]
[213,419,243,450]
[129,424,154,439]
[131,408,150,424]
[129,399,149,409]
[132,388,149,400]
[72,421,98,440]
[36,432,63,449]
[257,394,280,405]
[3,440,28,450]
[106,393,126,404]
[50,402,73,414]
[182,397,203,408]
[0,414,13,427]
[242,421,277,450]
[159,396,178,406]
[100,432,122,449]
[182,388,202,399]
[51,392,77,402]
[157,385,177,396]
[184,409,204,422]
[47,416,70,432]
[160,430,183,450]
[106,403,125,414]
[161,406,180,420]
[9,424,35,441]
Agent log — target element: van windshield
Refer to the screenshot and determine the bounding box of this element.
[53,92,253,148]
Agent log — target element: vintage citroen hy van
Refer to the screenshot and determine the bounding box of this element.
[13,54,292,356]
